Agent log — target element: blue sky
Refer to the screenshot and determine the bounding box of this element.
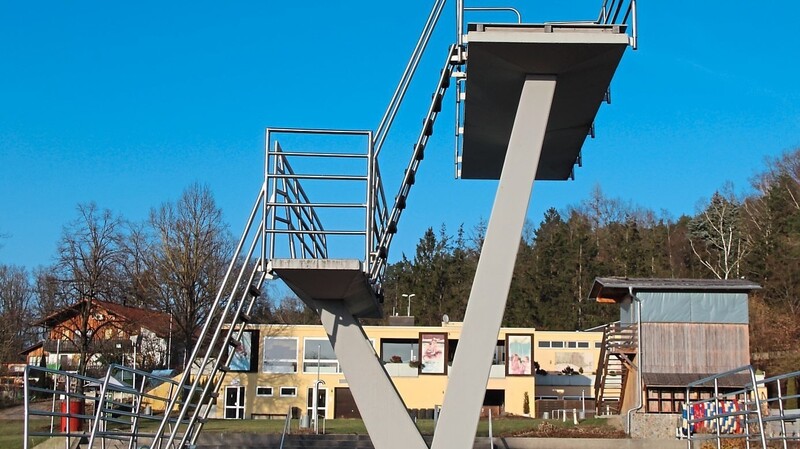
[2,1,799,271]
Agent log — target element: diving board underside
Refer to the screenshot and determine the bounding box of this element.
[268,259,383,318]
[460,23,630,180]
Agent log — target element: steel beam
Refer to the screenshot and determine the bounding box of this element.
[432,75,556,449]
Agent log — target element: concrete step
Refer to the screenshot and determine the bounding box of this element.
[194,433,499,449]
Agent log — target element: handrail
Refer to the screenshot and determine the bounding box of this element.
[596,0,638,49]
[370,44,456,282]
[374,0,448,157]
[279,406,292,449]
[463,6,522,24]
[593,324,610,411]
[684,365,767,449]
[264,129,376,267]
[152,186,268,449]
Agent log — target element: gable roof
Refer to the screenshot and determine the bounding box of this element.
[35,298,172,338]
[589,277,761,303]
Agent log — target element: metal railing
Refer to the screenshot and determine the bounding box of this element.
[597,0,638,49]
[279,406,292,449]
[682,365,800,449]
[264,129,380,272]
[151,185,270,449]
[23,364,198,449]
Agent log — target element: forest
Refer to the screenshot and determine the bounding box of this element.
[1,148,799,377]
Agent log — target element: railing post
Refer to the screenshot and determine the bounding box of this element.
[456,0,464,47]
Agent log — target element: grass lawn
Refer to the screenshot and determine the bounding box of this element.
[6,416,621,449]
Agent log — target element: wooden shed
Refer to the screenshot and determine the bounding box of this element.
[589,278,760,415]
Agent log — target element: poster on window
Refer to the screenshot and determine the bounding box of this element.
[505,334,533,376]
[419,332,448,375]
[230,330,259,372]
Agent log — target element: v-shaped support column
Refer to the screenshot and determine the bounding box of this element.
[432,75,556,449]
[313,299,428,449]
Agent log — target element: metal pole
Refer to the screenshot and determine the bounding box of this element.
[456,0,464,47]
[314,345,321,434]
[50,338,61,434]
[402,293,415,317]
[167,315,172,369]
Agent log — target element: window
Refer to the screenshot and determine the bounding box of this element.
[577,342,590,348]
[538,341,551,348]
[256,386,273,397]
[263,337,298,373]
[380,339,419,363]
[567,341,577,348]
[551,341,564,348]
[595,342,603,348]
[492,341,506,365]
[279,387,297,397]
[303,338,340,373]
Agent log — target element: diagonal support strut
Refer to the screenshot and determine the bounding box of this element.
[432,75,556,449]
[313,299,428,449]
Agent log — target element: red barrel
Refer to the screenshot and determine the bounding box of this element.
[60,400,83,432]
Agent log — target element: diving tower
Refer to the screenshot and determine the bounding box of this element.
[263,3,635,449]
[22,2,637,449]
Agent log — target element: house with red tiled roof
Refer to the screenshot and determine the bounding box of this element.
[22,299,173,376]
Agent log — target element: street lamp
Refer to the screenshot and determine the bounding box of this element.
[401,293,416,317]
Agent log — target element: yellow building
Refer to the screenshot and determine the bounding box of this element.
[214,322,603,420]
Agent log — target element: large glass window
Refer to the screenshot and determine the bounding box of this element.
[303,338,340,373]
[262,337,298,373]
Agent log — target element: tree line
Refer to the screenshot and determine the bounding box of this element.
[0,182,323,377]
[2,148,799,377]
[383,148,800,376]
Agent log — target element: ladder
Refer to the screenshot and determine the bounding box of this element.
[370,44,458,282]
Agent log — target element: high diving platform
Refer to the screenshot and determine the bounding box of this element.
[461,23,630,179]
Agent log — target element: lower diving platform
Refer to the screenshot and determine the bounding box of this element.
[269,259,383,319]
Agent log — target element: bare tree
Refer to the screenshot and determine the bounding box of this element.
[135,183,234,369]
[51,203,126,377]
[0,264,35,364]
[689,187,750,279]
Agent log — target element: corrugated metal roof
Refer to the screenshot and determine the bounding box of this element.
[589,277,761,301]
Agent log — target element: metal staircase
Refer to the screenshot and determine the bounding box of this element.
[594,322,638,415]
[23,187,273,449]
[370,44,458,282]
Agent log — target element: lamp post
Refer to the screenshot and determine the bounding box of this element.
[401,293,416,317]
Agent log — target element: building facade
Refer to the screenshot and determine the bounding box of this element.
[23,299,173,375]
[212,322,603,420]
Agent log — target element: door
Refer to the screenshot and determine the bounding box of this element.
[334,387,362,419]
[224,386,245,419]
[306,387,327,419]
